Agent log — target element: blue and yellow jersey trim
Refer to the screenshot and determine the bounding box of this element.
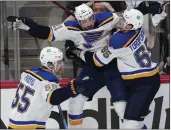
[25,68,59,83]
[93,53,105,67]
[95,11,114,27]
[68,114,83,126]
[64,21,82,31]
[9,119,46,129]
[65,26,81,31]
[70,79,77,95]
[121,66,159,80]
[47,28,56,41]
[98,16,113,27]
[47,89,57,104]
[25,69,44,81]
[122,31,140,48]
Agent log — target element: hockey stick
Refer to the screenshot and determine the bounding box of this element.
[57,105,68,129]
[51,1,75,17]
[33,38,41,53]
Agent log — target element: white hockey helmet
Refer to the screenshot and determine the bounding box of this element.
[123,9,144,30]
[74,3,94,20]
[40,47,64,72]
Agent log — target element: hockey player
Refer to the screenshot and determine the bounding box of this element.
[68,9,161,129]
[8,47,97,129]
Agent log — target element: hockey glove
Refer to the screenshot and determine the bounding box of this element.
[67,78,95,97]
[7,16,51,39]
[136,1,163,15]
[7,16,38,31]
[65,40,82,59]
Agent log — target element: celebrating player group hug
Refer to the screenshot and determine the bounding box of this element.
[7,1,166,129]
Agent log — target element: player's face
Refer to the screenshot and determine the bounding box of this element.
[116,14,133,31]
[54,59,65,74]
[79,15,95,30]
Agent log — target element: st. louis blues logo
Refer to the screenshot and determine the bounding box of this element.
[81,31,104,48]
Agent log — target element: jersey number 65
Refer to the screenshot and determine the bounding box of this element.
[134,45,151,68]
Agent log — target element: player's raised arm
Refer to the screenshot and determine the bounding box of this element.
[7,16,69,41]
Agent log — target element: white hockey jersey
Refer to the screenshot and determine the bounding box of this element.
[125,1,142,9]
[91,28,158,80]
[48,11,119,52]
[9,68,60,129]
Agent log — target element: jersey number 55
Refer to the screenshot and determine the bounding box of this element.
[11,82,35,113]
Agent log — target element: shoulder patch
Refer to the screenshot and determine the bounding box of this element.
[64,20,81,31]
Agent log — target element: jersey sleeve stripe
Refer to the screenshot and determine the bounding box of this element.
[47,29,53,41]
[47,89,56,104]
[121,65,158,75]
[122,31,140,48]
[121,67,158,80]
[98,16,113,27]
[93,53,105,67]
[65,26,81,31]
[9,119,46,129]
[25,70,44,81]
[47,28,55,41]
